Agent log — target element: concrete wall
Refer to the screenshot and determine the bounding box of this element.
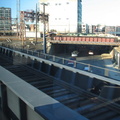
[27,106,45,120]
[0,83,45,120]
[0,82,1,108]
[7,88,20,119]
[100,86,120,100]
[0,66,88,120]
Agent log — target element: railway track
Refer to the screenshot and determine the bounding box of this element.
[0,55,120,120]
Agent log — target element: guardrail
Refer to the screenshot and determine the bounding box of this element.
[1,44,120,81]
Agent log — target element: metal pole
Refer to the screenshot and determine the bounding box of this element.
[16,0,18,37]
[17,0,20,38]
[43,4,46,54]
[35,4,37,44]
[42,3,47,54]
[18,0,20,23]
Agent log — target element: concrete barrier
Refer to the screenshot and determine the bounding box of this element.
[100,86,120,100]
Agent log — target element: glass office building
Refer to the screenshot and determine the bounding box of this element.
[0,7,11,31]
[39,0,82,33]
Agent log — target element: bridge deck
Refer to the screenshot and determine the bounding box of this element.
[49,40,120,46]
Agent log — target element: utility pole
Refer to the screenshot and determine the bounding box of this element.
[20,11,26,46]
[16,0,18,37]
[16,0,20,38]
[35,4,38,44]
[41,3,48,54]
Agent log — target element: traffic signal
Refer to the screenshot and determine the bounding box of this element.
[39,14,43,21]
[30,10,35,22]
[38,13,49,22]
[23,10,35,22]
[36,12,40,21]
[21,10,49,23]
[44,14,49,22]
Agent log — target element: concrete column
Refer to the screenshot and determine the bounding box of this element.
[118,53,120,69]
[19,99,27,120]
[57,68,63,80]
[33,59,41,70]
[7,87,20,119]
[0,83,8,115]
[27,57,33,67]
[100,86,120,100]
[41,62,51,74]
[21,55,27,65]
[9,50,13,58]
[0,82,2,108]
[71,72,76,85]
[104,68,109,77]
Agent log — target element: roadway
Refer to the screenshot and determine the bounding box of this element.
[77,54,120,81]
[56,53,120,81]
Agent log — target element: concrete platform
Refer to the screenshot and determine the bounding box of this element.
[0,66,88,120]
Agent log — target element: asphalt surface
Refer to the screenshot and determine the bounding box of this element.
[76,54,120,81]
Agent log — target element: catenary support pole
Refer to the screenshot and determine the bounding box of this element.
[35,4,38,44]
[41,3,47,54]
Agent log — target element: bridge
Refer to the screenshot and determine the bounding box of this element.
[0,46,120,120]
[49,36,120,46]
[49,40,120,46]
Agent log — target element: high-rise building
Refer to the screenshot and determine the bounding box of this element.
[39,0,82,33]
[0,7,11,31]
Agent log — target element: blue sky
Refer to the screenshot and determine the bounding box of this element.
[0,0,120,25]
[0,0,38,18]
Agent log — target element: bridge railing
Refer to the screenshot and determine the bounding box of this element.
[1,44,120,81]
[42,53,120,79]
[24,49,120,81]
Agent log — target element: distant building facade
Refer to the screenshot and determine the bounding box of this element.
[89,25,97,34]
[105,26,115,34]
[105,26,120,36]
[30,24,35,32]
[0,7,11,31]
[81,23,89,34]
[39,0,82,33]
